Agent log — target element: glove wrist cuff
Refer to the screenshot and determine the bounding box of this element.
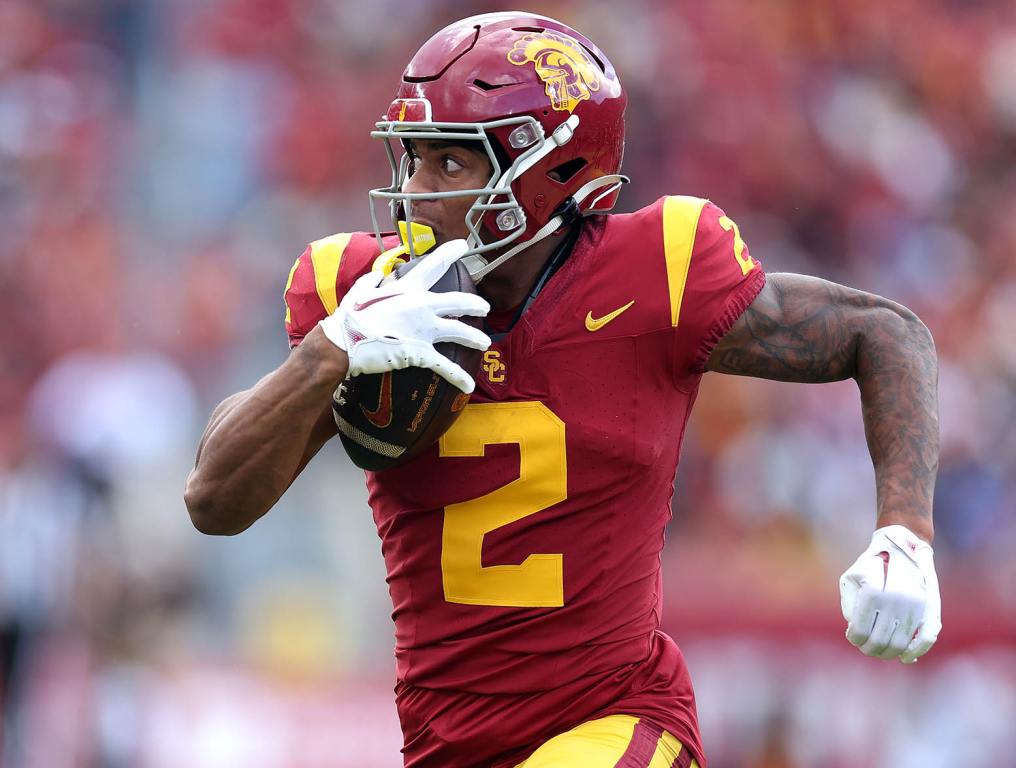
[870,524,934,558]
[318,314,351,353]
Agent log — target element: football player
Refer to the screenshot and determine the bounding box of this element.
[185,13,941,768]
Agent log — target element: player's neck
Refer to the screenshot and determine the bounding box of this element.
[477,232,568,311]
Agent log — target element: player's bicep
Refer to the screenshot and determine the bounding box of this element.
[706,272,893,383]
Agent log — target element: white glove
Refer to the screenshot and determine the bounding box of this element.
[839,525,941,663]
[319,239,491,393]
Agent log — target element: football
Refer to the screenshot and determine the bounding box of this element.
[332,257,482,471]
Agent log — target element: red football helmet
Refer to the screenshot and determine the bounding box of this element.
[369,12,628,281]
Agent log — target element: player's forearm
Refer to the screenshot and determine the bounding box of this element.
[185,327,345,535]
[855,305,939,543]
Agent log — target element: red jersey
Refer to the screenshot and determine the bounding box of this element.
[284,197,765,768]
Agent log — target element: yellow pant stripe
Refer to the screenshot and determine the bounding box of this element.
[309,232,353,315]
[662,195,707,327]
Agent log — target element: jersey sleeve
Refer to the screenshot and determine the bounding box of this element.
[282,232,382,348]
[666,197,766,382]
[283,244,326,348]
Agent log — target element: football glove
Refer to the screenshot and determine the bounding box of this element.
[839,525,941,663]
[319,239,491,393]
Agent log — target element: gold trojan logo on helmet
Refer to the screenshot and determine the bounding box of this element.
[508,31,601,113]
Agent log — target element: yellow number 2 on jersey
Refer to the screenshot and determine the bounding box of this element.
[439,402,566,608]
[718,215,755,276]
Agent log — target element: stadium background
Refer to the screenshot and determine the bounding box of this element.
[1,0,1014,765]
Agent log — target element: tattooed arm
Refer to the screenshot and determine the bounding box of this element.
[707,273,939,543]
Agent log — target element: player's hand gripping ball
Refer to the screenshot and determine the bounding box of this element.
[318,239,491,471]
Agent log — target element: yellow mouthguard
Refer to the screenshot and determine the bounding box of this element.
[372,221,437,276]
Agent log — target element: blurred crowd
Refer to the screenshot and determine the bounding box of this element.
[0,0,1014,766]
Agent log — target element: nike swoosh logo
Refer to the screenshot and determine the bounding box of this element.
[354,293,396,312]
[585,300,635,332]
[361,371,393,428]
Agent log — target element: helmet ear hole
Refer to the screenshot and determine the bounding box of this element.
[547,157,588,184]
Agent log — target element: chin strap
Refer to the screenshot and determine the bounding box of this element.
[461,173,629,283]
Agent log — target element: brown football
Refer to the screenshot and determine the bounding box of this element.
[332,258,482,471]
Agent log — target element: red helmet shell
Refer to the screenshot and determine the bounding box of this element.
[392,13,626,241]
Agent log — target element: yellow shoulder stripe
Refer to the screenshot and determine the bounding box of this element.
[662,196,707,327]
[309,233,353,315]
[283,256,301,325]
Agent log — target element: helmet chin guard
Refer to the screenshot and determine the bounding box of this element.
[368,13,628,282]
